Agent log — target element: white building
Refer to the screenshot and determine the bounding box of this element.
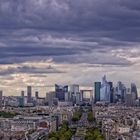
[117,126,130,134]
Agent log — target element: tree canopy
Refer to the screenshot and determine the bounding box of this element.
[85,127,104,140]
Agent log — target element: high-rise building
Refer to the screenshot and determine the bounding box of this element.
[18,97,24,107]
[131,83,138,100]
[27,86,32,103]
[0,91,3,107]
[69,85,79,94]
[125,88,134,107]
[46,92,55,106]
[35,91,39,99]
[64,92,71,102]
[69,84,79,103]
[55,84,68,101]
[21,91,24,97]
[100,75,111,102]
[108,82,113,103]
[117,81,123,95]
[20,91,25,106]
[115,82,126,103]
[80,91,84,102]
[94,82,101,103]
[76,92,81,104]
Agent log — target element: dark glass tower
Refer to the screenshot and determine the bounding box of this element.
[27,86,32,103]
[0,91,2,107]
[131,83,138,100]
[108,82,113,103]
[94,82,101,103]
[55,84,68,101]
[35,91,39,99]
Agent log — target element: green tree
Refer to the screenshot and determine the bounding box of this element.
[0,111,19,118]
[48,137,57,140]
[85,127,103,140]
[48,122,73,140]
[87,112,95,122]
[71,111,82,122]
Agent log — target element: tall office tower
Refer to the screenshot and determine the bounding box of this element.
[55,84,68,101]
[35,91,39,99]
[80,91,84,102]
[122,85,127,103]
[94,82,101,103]
[18,97,24,107]
[90,90,94,103]
[46,92,55,106]
[117,81,123,95]
[21,91,24,97]
[108,82,114,103]
[69,85,79,94]
[20,91,25,106]
[100,75,111,102]
[27,86,32,103]
[69,84,79,103]
[0,91,3,107]
[64,92,71,102]
[125,88,134,107]
[115,82,126,103]
[131,83,138,100]
[76,92,81,104]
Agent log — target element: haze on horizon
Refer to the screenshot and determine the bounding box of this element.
[0,0,140,95]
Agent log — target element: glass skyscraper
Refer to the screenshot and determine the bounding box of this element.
[108,82,113,103]
[131,83,138,100]
[94,82,101,103]
[55,84,68,101]
[27,86,32,103]
[100,75,110,102]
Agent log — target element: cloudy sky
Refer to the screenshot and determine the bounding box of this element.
[0,0,140,95]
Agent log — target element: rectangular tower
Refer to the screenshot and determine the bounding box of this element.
[0,91,2,107]
[27,86,32,103]
[94,82,101,103]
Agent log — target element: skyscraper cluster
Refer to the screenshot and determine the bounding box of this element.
[54,84,84,105]
[0,75,138,108]
[94,76,138,106]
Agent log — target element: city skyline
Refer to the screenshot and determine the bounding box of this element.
[0,76,139,97]
[0,75,139,108]
[0,0,140,95]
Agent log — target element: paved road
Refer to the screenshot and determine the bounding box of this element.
[70,112,95,128]
[78,112,88,127]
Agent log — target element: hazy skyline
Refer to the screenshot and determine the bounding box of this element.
[0,0,140,95]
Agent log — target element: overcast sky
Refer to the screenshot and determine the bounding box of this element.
[0,0,140,95]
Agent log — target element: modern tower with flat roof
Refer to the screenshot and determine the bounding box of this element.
[0,91,2,107]
[21,91,24,97]
[35,91,39,99]
[27,86,32,103]
[94,82,101,103]
[131,83,138,100]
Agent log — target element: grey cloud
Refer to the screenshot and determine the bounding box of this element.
[0,0,140,66]
[0,44,89,64]
[0,0,140,33]
[53,51,133,66]
[1,0,140,92]
[0,65,64,75]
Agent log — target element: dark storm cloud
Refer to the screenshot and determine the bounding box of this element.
[0,0,140,38]
[0,0,140,66]
[0,44,90,64]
